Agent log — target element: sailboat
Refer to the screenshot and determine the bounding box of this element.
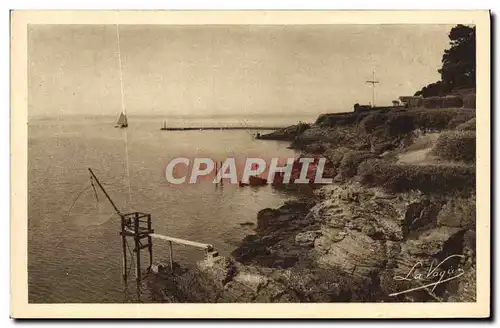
[114,23,128,128]
[160,120,168,131]
[115,112,128,128]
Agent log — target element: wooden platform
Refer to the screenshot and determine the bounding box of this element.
[150,233,213,251]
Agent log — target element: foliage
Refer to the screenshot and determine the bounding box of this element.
[358,159,475,193]
[414,81,449,98]
[439,24,476,91]
[359,108,475,141]
[414,25,475,97]
[325,147,351,168]
[431,130,476,163]
[455,118,476,131]
[338,150,374,178]
[360,112,389,134]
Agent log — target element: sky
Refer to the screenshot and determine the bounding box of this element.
[28,24,454,118]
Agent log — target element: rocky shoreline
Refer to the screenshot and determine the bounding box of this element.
[145,106,476,303]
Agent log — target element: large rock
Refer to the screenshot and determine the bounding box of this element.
[447,265,476,302]
[254,280,295,302]
[233,267,270,294]
[379,226,469,301]
[197,256,236,286]
[295,230,321,247]
[232,200,318,267]
[316,230,388,280]
[437,197,475,229]
[406,226,462,256]
[403,199,442,237]
[307,184,407,243]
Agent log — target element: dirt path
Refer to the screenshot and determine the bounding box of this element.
[397,132,440,165]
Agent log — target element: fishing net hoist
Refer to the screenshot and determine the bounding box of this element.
[88,168,219,283]
[88,168,154,282]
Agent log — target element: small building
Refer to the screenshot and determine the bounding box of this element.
[399,96,423,108]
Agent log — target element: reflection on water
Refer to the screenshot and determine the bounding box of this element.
[28,115,300,303]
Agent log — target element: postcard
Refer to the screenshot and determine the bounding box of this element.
[10,10,490,318]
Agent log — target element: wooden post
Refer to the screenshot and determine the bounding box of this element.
[134,213,141,282]
[88,168,122,216]
[168,241,173,273]
[120,215,127,281]
[147,214,153,269]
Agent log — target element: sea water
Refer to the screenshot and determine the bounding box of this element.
[27,115,308,303]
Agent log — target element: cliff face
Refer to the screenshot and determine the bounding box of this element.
[147,106,476,303]
[183,184,474,303]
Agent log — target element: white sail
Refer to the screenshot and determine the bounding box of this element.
[116,112,128,126]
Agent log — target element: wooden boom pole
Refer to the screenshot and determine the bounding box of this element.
[88,168,122,216]
[88,168,129,280]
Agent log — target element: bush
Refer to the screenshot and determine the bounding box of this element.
[358,159,475,193]
[373,141,397,154]
[431,130,476,162]
[387,113,415,136]
[360,112,389,134]
[354,112,372,125]
[318,113,360,127]
[304,142,326,154]
[338,150,374,178]
[357,108,475,141]
[463,94,476,109]
[421,95,465,109]
[411,108,474,132]
[447,109,476,129]
[455,118,476,131]
[423,96,445,109]
[309,108,475,155]
[325,147,350,169]
[442,95,463,108]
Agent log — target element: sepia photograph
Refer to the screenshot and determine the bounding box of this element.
[10,10,490,318]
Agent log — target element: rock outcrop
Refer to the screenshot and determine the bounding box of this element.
[257,123,310,141]
[146,105,476,303]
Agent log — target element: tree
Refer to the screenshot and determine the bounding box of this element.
[439,24,476,90]
[414,24,475,97]
[414,81,447,97]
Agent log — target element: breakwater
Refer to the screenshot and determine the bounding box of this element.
[163,126,285,131]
